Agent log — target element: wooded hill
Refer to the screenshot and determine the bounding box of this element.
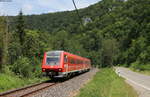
[0,0,149,77]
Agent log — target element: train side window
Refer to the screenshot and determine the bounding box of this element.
[64,55,68,63]
[73,59,75,64]
[79,60,82,64]
[70,58,74,64]
[78,60,80,64]
[76,60,78,64]
[79,60,81,64]
[74,59,77,64]
[86,61,88,65]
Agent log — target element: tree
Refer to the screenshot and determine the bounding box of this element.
[0,17,5,70]
[2,0,150,69]
[101,38,119,67]
[0,16,9,71]
[16,10,25,55]
[51,30,69,51]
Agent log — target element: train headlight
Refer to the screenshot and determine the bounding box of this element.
[42,69,46,72]
[58,68,62,72]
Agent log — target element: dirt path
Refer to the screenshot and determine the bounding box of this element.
[115,67,150,97]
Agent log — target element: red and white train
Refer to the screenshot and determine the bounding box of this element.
[42,51,91,78]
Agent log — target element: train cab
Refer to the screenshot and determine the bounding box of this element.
[42,51,64,77]
[42,51,91,78]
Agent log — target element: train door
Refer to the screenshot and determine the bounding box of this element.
[64,55,68,72]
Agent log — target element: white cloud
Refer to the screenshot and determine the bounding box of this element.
[0,3,6,15]
[37,0,73,11]
[36,0,100,14]
[37,0,52,6]
[22,4,33,14]
[76,0,100,9]
[0,0,100,16]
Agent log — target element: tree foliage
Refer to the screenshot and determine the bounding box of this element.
[0,0,149,75]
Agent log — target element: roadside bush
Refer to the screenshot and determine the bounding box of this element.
[131,61,140,70]
[32,58,43,78]
[2,65,14,75]
[12,57,33,78]
[33,65,42,78]
[118,64,129,67]
[131,61,150,71]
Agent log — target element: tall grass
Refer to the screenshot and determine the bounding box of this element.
[76,68,138,97]
[131,62,150,75]
[0,73,47,92]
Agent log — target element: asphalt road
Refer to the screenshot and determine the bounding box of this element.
[115,67,150,97]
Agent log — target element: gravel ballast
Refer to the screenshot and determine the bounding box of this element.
[32,68,99,97]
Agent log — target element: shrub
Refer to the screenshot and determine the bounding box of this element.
[12,57,33,78]
[131,61,140,70]
[32,58,43,78]
[33,65,42,78]
[131,61,150,71]
[2,65,14,75]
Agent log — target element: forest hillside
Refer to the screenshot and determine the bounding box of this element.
[0,0,149,76]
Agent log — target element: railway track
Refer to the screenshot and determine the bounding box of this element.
[0,81,57,97]
[0,70,93,97]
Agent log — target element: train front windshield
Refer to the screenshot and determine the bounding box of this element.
[46,52,61,65]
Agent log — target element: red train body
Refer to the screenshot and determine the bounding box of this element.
[42,51,91,78]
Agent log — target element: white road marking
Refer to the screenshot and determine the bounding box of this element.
[121,74,150,91]
[115,68,150,91]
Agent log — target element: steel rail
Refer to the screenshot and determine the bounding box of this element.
[20,83,57,97]
[0,81,57,97]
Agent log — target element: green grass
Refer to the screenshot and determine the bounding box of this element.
[76,68,138,97]
[130,63,150,75]
[130,68,150,76]
[0,73,48,93]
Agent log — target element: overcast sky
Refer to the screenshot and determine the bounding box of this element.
[0,0,100,16]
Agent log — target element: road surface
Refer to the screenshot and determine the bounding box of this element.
[115,67,150,97]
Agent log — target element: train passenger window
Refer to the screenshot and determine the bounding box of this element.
[80,60,82,64]
[84,61,86,64]
[74,59,77,64]
[80,61,82,64]
[77,60,79,64]
[81,61,83,64]
[70,59,75,64]
[77,60,80,64]
[70,59,72,64]
[64,55,68,63]
[85,61,88,64]
[73,59,75,64]
[78,60,81,64]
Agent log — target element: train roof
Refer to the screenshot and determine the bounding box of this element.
[46,51,90,61]
[47,50,63,53]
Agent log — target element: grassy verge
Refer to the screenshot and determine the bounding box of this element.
[130,63,150,75]
[76,68,138,97]
[0,73,48,93]
[130,68,150,76]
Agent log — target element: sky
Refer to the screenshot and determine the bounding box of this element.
[0,0,100,16]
